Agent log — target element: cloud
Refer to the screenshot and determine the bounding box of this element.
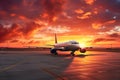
[0,23,22,43]
[10,39,19,43]
[113,26,120,32]
[92,20,116,29]
[0,0,120,47]
[92,38,116,43]
[77,12,92,19]
[104,26,120,35]
[75,9,84,14]
[0,0,65,22]
[84,0,96,5]
[22,22,41,37]
[92,23,103,29]
[109,33,120,38]
[62,12,72,19]
[28,40,41,44]
[95,0,120,13]
[42,0,65,22]
[45,25,71,33]
[0,22,42,43]
[105,20,116,24]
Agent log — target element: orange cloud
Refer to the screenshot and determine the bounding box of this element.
[93,11,98,14]
[0,23,23,43]
[46,25,70,33]
[23,22,41,38]
[28,40,41,44]
[93,8,99,14]
[62,12,72,19]
[10,13,16,17]
[19,15,27,20]
[75,9,84,14]
[105,20,116,24]
[43,0,65,22]
[42,13,49,18]
[34,19,48,26]
[92,20,116,29]
[92,38,116,44]
[92,23,102,29]
[52,16,58,22]
[84,0,95,5]
[10,40,19,43]
[77,12,92,19]
[0,22,43,43]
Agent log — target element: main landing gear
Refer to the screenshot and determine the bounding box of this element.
[50,49,86,56]
[70,51,75,56]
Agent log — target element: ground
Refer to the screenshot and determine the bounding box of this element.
[0,51,120,80]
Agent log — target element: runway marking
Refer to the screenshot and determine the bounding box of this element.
[42,68,68,80]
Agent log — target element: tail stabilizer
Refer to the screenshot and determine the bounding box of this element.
[55,33,58,44]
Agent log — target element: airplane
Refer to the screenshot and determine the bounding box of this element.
[50,34,86,56]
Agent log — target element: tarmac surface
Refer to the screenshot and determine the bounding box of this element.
[0,50,120,80]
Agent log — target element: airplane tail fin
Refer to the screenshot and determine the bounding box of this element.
[55,33,58,44]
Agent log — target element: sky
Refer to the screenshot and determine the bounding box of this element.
[0,0,120,48]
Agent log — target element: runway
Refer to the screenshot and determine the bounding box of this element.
[0,51,120,80]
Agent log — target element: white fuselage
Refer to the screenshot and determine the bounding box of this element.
[54,40,80,51]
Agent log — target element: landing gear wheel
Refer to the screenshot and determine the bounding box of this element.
[54,52,58,55]
[71,53,75,56]
[70,51,75,56]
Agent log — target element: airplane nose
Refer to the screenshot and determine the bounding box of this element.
[76,44,81,48]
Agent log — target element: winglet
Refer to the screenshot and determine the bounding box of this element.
[55,33,57,44]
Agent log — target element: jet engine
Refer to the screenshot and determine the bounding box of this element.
[80,48,86,53]
[50,49,58,55]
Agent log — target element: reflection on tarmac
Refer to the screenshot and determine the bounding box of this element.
[0,51,120,80]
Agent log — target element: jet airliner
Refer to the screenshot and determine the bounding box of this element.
[50,34,86,56]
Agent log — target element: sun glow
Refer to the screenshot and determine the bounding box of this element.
[79,43,86,48]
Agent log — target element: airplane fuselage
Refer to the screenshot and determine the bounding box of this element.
[50,40,86,55]
[54,42,80,51]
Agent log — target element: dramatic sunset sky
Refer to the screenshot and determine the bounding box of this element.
[0,0,120,48]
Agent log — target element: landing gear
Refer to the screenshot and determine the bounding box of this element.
[70,51,75,56]
[50,49,58,55]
